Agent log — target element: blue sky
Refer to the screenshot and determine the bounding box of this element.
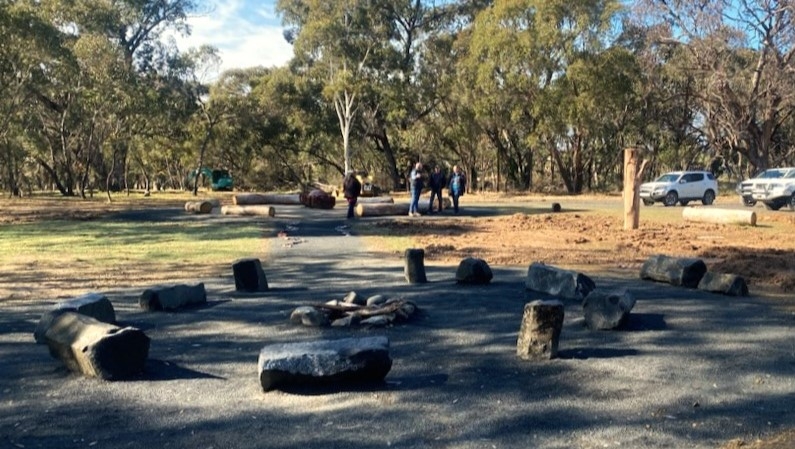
[171,0,294,77]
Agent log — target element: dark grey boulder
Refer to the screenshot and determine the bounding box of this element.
[34,293,116,344]
[139,283,207,311]
[43,312,149,380]
[640,255,707,288]
[525,262,595,300]
[582,289,636,330]
[258,336,392,391]
[697,272,749,296]
[455,258,493,285]
[232,258,269,292]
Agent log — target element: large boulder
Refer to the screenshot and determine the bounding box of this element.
[34,293,116,344]
[697,272,749,297]
[139,283,207,311]
[232,258,269,293]
[516,300,565,360]
[455,258,493,285]
[640,255,707,288]
[582,289,636,330]
[43,312,149,380]
[525,262,595,300]
[258,336,392,391]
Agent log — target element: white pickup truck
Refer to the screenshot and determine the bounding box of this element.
[750,169,795,210]
[735,167,795,206]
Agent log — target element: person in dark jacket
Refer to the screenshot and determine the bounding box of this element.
[448,165,466,213]
[343,171,362,219]
[428,165,445,213]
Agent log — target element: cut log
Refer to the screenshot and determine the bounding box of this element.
[356,198,452,217]
[357,196,395,204]
[404,248,427,284]
[356,203,410,217]
[682,207,756,226]
[34,293,116,344]
[221,205,276,217]
[184,201,214,214]
[43,312,150,380]
[139,283,207,311]
[233,193,301,205]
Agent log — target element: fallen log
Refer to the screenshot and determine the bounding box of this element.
[221,205,276,217]
[43,312,150,380]
[233,193,301,205]
[357,196,395,204]
[355,198,451,217]
[682,207,756,226]
[184,200,214,214]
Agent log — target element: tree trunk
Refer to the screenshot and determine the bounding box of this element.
[623,147,647,231]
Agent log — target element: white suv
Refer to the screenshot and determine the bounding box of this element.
[736,167,795,207]
[639,171,718,207]
[750,169,795,210]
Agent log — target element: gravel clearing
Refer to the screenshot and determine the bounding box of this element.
[1,205,794,449]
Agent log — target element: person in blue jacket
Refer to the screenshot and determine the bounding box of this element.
[409,162,424,216]
[448,165,466,213]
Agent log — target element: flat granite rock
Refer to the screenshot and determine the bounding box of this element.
[257,336,392,392]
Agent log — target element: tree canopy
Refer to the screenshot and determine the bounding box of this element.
[3,0,794,197]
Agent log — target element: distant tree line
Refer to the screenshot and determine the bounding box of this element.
[2,0,795,198]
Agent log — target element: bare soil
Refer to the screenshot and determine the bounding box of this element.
[366,198,795,299]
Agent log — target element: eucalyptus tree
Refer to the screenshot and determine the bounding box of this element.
[464,0,624,193]
[278,0,398,176]
[7,0,199,197]
[0,3,71,196]
[635,0,795,171]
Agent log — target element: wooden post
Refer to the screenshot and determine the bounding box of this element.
[623,147,648,231]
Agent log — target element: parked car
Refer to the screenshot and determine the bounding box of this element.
[750,169,795,210]
[736,167,795,206]
[639,171,718,206]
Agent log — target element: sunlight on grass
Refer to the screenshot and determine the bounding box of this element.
[0,221,264,265]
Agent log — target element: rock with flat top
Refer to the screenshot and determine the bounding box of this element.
[258,336,392,391]
[516,300,564,360]
[525,262,595,300]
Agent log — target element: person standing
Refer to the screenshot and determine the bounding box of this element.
[343,171,362,219]
[448,165,466,213]
[428,165,445,214]
[409,162,424,216]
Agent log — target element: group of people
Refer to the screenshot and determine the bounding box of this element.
[409,162,466,217]
[342,163,467,219]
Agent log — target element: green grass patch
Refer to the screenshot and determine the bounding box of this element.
[0,220,265,267]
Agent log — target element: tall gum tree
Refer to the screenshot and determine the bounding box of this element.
[278,0,396,176]
[465,0,622,193]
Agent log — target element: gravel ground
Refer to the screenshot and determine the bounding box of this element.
[1,205,795,449]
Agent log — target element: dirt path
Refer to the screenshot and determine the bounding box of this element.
[1,204,794,449]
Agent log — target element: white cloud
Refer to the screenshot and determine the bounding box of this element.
[171,0,293,78]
